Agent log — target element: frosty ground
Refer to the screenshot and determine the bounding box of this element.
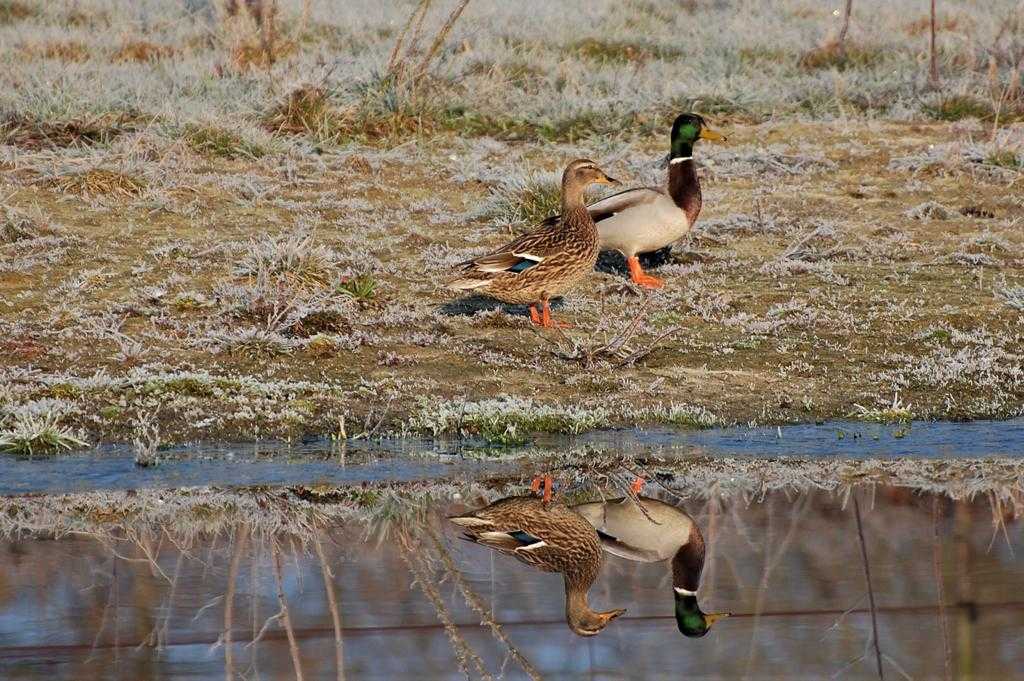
[1,0,1023,449]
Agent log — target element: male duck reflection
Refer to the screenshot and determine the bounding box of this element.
[449,495,627,636]
[572,493,729,637]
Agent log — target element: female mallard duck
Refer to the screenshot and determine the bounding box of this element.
[449,495,627,636]
[541,113,726,289]
[449,159,619,328]
[571,494,729,637]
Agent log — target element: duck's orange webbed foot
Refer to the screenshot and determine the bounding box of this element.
[627,256,664,290]
[529,304,542,325]
[538,300,572,329]
[530,475,554,503]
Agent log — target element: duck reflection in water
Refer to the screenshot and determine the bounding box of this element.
[449,494,627,637]
[573,490,729,637]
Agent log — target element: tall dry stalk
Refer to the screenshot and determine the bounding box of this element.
[272,542,306,681]
[224,524,250,681]
[837,0,854,44]
[929,0,940,85]
[314,535,347,681]
[386,0,472,95]
[853,495,884,681]
[426,526,542,681]
[399,531,494,681]
[932,499,953,681]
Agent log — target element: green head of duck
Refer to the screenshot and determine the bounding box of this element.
[675,591,730,638]
[670,112,727,160]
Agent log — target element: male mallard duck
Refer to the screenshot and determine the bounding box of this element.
[449,495,627,636]
[571,494,729,637]
[541,113,726,289]
[449,159,619,328]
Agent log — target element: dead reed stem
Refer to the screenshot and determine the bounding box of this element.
[224,524,250,681]
[932,498,953,681]
[399,531,493,681]
[426,526,543,681]
[837,0,853,43]
[272,541,305,681]
[853,494,884,680]
[413,0,471,81]
[314,535,347,681]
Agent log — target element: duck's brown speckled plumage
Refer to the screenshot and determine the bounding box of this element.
[449,495,625,636]
[453,496,602,581]
[448,159,613,308]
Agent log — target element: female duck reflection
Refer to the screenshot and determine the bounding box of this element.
[450,489,727,637]
[449,495,627,637]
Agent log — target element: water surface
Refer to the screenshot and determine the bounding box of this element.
[0,486,1019,680]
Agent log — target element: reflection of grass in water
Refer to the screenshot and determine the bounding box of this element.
[2,456,1021,542]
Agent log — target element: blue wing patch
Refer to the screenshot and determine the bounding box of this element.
[507,259,538,273]
[509,530,542,545]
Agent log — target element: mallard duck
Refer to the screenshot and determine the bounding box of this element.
[541,113,726,289]
[571,494,729,637]
[449,495,627,636]
[449,159,619,328]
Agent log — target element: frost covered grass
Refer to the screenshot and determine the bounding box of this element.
[1,0,1023,148]
[409,396,724,444]
[1,1,1024,446]
[0,410,87,455]
[410,396,613,444]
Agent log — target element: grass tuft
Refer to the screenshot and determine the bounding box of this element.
[0,0,36,24]
[572,37,681,64]
[410,396,610,444]
[26,40,91,62]
[263,86,348,143]
[184,124,264,159]
[0,111,140,150]
[338,275,378,302]
[486,169,562,227]
[0,411,87,455]
[924,95,992,121]
[997,285,1024,312]
[48,168,146,197]
[798,42,885,71]
[235,231,337,286]
[113,40,176,63]
[1,207,59,243]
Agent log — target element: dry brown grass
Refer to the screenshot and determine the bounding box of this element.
[262,85,346,136]
[798,41,884,71]
[23,40,91,62]
[903,14,970,37]
[229,38,297,70]
[47,168,147,198]
[0,112,140,150]
[0,0,35,24]
[112,40,177,63]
